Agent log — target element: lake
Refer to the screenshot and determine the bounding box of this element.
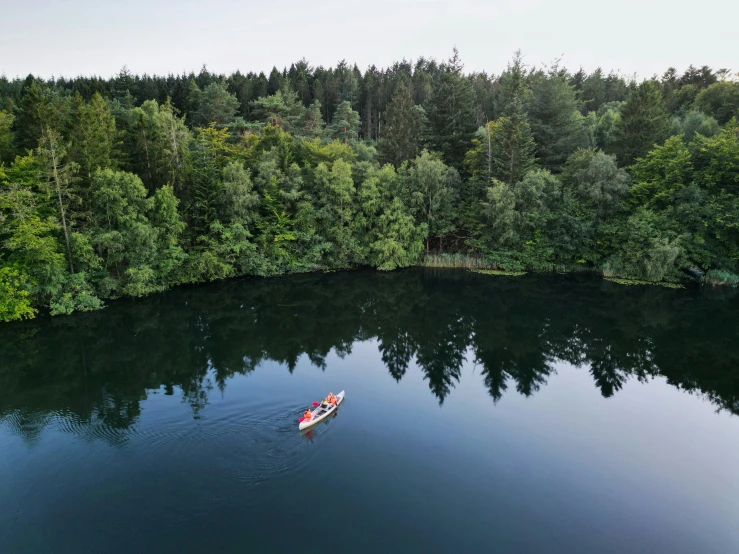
[1,269,738,553]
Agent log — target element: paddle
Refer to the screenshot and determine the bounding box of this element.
[298,402,321,422]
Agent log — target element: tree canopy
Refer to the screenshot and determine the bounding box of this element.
[2,52,739,321]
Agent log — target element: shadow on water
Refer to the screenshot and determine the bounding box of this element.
[1,268,739,445]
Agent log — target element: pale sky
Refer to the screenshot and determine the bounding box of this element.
[2,0,737,80]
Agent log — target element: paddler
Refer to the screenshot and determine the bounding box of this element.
[303,409,313,421]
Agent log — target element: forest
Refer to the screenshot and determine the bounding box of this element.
[1,50,739,322]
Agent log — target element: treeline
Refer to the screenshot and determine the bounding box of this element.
[2,270,738,444]
[1,51,739,321]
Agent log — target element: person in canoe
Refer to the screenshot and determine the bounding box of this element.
[327,393,338,406]
[303,409,313,422]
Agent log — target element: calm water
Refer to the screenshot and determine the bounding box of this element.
[1,269,739,553]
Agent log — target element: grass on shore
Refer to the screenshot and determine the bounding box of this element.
[471,269,527,277]
[422,253,500,270]
[604,277,684,289]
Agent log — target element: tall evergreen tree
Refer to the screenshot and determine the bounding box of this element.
[250,86,304,132]
[613,81,669,166]
[378,84,425,167]
[0,110,14,163]
[299,100,325,138]
[424,49,477,169]
[14,77,67,152]
[491,96,537,185]
[527,65,588,171]
[191,82,240,127]
[68,92,118,179]
[328,101,360,143]
[494,50,530,117]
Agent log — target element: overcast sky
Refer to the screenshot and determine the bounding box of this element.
[2,0,737,80]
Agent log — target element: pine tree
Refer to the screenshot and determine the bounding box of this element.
[378,84,425,167]
[613,81,669,166]
[494,50,530,117]
[14,77,57,152]
[527,65,588,171]
[328,101,360,143]
[249,86,304,132]
[300,100,325,138]
[266,67,284,96]
[191,82,240,127]
[68,92,118,179]
[424,48,477,169]
[0,110,14,163]
[491,96,537,185]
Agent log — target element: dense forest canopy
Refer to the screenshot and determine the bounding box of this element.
[1,51,739,322]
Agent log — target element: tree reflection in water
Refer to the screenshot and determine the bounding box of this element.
[1,269,738,445]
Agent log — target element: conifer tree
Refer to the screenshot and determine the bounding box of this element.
[378,83,425,167]
[613,81,669,166]
[424,49,477,169]
[328,101,360,143]
[527,65,588,171]
[68,92,118,179]
[491,96,537,185]
[300,100,325,138]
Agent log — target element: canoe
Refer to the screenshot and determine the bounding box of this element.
[298,390,345,430]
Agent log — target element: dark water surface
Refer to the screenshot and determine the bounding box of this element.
[1,269,738,553]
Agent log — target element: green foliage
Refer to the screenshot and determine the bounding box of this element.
[471,269,527,276]
[670,110,720,142]
[68,92,118,178]
[424,49,477,168]
[328,101,361,143]
[402,150,456,248]
[604,277,684,289]
[300,100,326,138]
[0,110,14,163]
[702,269,739,287]
[614,81,669,166]
[489,99,537,185]
[49,273,103,315]
[600,209,682,282]
[527,64,589,171]
[630,136,692,208]
[250,87,304,133]
[191,81,240,127]
[562,148,631,218]
[691,121,739,193]
[0,266,37,322]
[3,56,739,323]
[422,253,497,269]
[494,50,530,117]
[694,82,739,125]
[594,103,622,151]
[314,159,358,267]
[356,164,426,270]
[121,99,190,190]
[378,84,425,167]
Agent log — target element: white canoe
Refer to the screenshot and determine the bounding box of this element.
[298,390,345,430]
